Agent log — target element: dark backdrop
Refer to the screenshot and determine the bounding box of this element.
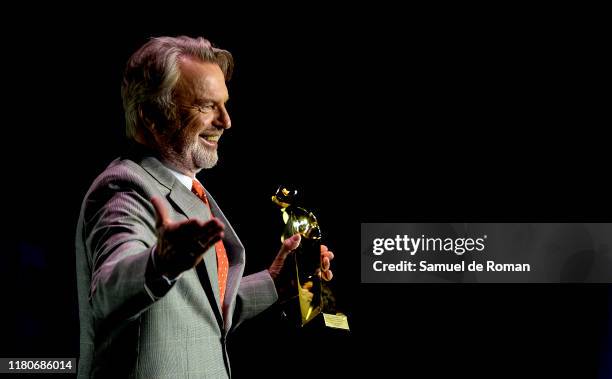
[1,5,610,378]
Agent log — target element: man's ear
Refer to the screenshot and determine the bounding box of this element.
[135,103,165,146]
[138,104,157,132]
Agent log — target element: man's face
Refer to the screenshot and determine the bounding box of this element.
[158,58,231,175]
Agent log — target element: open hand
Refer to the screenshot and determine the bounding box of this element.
[151,197,225,278]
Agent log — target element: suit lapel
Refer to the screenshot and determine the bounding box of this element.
[139,155,246,332]
[206,190,245,332]
[140,156,224,327]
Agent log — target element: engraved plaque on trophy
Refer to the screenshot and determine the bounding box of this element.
[272,185,349,331]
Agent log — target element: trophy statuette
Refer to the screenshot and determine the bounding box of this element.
[272,185,349,331]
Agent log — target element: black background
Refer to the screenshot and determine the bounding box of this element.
[1,4,610,378]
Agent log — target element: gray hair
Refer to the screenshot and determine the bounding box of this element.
[121,36,233,139]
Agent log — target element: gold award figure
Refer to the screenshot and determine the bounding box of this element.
[272,186,349,330]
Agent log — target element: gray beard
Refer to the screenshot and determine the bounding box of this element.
[191,140,219,170]
[159,139,219,175]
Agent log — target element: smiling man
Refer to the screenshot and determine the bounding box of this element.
[75,36,334,378]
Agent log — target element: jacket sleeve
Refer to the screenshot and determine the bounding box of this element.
[83,177,171,325]
[232,269,278,329]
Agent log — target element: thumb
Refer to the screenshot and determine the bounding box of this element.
[279,233,301,256]
[151,196,171,229]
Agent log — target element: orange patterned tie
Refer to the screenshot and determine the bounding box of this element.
[191,179,229,307]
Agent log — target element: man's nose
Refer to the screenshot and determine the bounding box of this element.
[214,105,231,129]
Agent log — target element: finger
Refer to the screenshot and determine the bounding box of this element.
[279,233,301,256]
[198,230,225,251]
[322,269,333,281]
[170,218,224,254]
[151,197,171,229]
[322,256,330,272]
[178,217,224,238]
[195,218,225,240]
[173,218,220,238]
[190,217,224,229]
[322,250,334,260]
[320,244,328,252]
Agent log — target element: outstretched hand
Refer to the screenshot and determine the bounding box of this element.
[151,197,225,278]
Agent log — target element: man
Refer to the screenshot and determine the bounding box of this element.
[75,36,334,378]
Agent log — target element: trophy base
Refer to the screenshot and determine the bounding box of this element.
[303,312,350,332]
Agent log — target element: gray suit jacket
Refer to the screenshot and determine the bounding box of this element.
[75,153,278,378]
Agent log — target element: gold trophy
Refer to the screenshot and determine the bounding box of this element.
[272,185,349,331]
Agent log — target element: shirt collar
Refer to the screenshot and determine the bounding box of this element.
[163,165,194,190]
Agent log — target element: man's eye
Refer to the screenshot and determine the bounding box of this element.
[198,104,214,112]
